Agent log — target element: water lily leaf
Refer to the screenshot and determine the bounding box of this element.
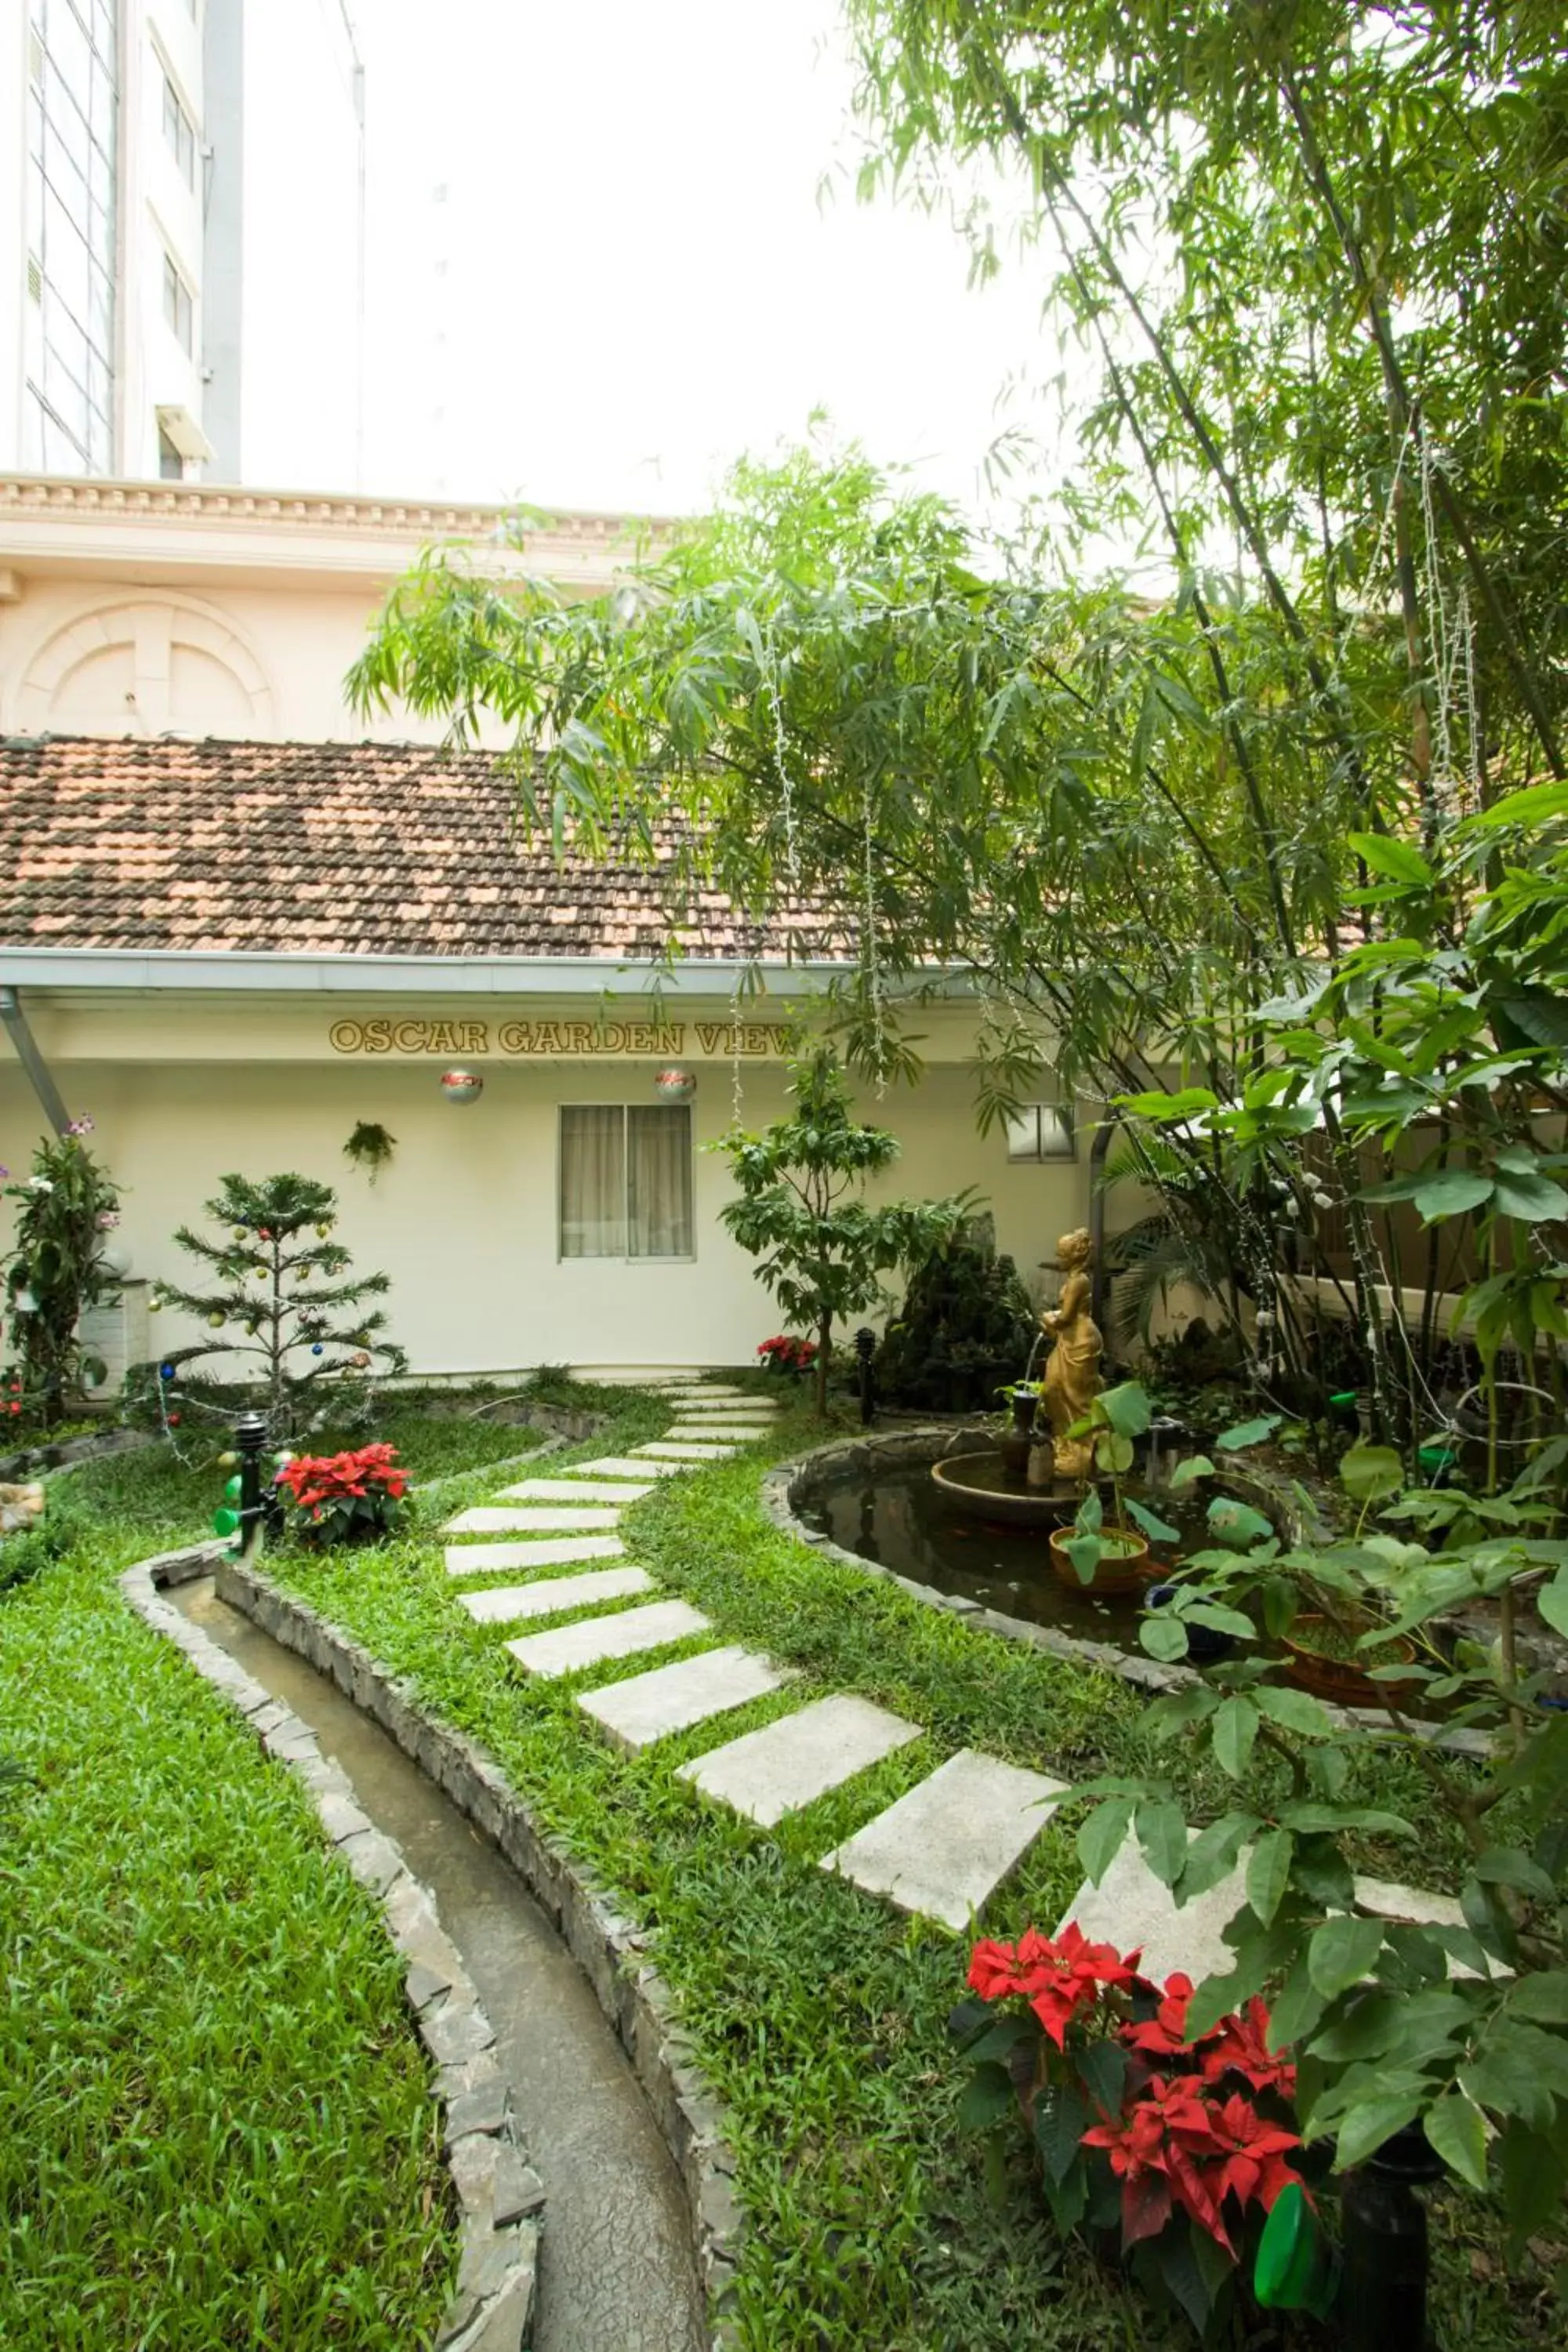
[1207,1496,1273,1542]
[1215,1415,1281,1451]
[1339,1443,1405,1503]
[1124,1494,1181,1544]
[1170,1454,1215,1490]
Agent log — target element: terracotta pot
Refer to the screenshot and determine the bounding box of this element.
[1048,1523,1153,1595]
[1283,1615,1421,1709]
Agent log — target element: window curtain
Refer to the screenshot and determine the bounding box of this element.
[626,1105,693,1258]
[560,1106,626,1257]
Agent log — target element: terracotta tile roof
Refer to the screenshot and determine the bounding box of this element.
[0,736,843,961]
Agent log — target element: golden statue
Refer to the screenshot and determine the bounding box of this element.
[1038,1229,1103,1482]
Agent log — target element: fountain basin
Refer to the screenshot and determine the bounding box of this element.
[929,1451,1082,1529]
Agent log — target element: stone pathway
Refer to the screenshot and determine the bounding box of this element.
[441,1375,1465,1965]
[440,1379,1066,1930]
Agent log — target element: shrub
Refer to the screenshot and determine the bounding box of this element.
[2,1120,122,1426]
[876,1224,1037,1413]
[274,1443,410,1547]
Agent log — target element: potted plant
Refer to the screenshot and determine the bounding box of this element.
[954,1924,1304,2341]
[1050,1381,1171,1592]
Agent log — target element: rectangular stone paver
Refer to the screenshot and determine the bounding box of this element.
[579,1645,796,1753]
[822,1749,1067,1930]
[575,1455,687,1479]
[666,1425,775,1443]
[677,1693,922,1828]
[661,1397,781,1412]
[499,1478,656,1504]
[506,1598,710,1680]
[635,1442,739,1461]
[445,1535,626,1577]
[1063,1838,1469,1986]
[459,1566,654,1626]
[445,1505,622,1534]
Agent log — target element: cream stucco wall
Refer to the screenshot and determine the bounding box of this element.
[0,995,1091,1374]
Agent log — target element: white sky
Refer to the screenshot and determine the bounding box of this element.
[350,0,1075,524]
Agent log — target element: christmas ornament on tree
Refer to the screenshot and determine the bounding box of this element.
[153,1171,407,1437]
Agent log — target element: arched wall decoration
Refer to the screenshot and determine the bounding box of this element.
[8,593,278,739]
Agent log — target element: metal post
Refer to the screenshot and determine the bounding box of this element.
[234,1410,269,1560]
[855,1327,877,1426]
[0,985,72,1135]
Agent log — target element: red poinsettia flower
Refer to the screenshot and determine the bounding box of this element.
[969,1923,1142,2048]
[1121,1969,1196,2060]
[1200,1997,1298,2100]
[1196,2089,1305,2216]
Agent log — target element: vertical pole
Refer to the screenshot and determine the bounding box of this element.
[855,1327,877,1427]
[234,1409,268,1561]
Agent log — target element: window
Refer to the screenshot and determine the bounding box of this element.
[162,74,195,185]
[559,1105,694,1259]
[1005,1105,1076,1163]
[162,251,192,353]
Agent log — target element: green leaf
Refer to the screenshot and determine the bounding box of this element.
[1116,1087,1218,1120]
[1279,1803,1415,1837]
[1347,832,1435,887]
[1180,1810,1259,1899]
[1425,2089,1490,2190]
[1141,1613,1191,1662]
[1076,1798,1134,1886]
[1246,1828,1294,1926]
[1473,1849,1556,1900]
[957,2060,1017,2132]
[1061,1533,1104,1584]
[1169,1454,1215,1490]
[1254,1685,1332,1737]
[1492,1168,1568,1222]
[1308,1915,1386,1999]
[1508,1972,1568,2024]
[1075,2038,1127,2120]
[1214,1414,1281,1451]
[1265,1956,1327,2051]
[1207,1496,1273,1542]
[1136,1798,1189,1889]
[1334,2093,1425,2171]
[1338,1443,1405,1503]
[1124,1493,1181,1544]
[1143,1684,1219,1737]
[1097,1380,1153,1437]
[1211,1695,1259,1780]
[1033,2085,1089,2185]
[1413,1169,1494,1221]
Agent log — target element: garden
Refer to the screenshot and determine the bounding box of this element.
[8,2,1568,2345]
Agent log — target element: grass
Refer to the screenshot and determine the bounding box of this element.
[20,1381,1554,2351]
[0,1404,514,2350]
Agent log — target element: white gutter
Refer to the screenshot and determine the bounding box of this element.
[0,949,928,997]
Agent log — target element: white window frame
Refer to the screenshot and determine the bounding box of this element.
[1004,1104,1076,1163]
[162,250,194,354]
[162,72,196,187]
[557,1102,696,1263]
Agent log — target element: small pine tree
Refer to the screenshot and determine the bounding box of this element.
[151,1172,406,1437]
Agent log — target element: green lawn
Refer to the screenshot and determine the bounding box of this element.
[5,1385,1549,2352]
[0,1407,530,2351]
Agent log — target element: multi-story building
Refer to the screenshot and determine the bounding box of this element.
[0,1,365,488]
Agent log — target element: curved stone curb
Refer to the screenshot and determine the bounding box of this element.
[214,1555,746,2351]
[118,1542,543,2352]
[767,1431,1494,1754]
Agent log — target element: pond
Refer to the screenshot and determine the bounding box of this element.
[798,1460,1206,1641]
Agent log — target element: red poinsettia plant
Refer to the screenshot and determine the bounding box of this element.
[757,1333,818,1375]
[955,1924,1303,2339]
[274,1442,411,1547]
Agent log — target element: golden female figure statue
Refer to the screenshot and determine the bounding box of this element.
[1038,1228,1103,1481]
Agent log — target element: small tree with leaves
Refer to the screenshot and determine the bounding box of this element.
[717,1047,975,1417]
[2,1118,122,1428]
[150,1173,405,1438]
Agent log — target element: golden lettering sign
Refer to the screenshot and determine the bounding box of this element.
[327,1019,797,1058]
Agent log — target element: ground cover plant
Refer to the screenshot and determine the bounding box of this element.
[221,1378,1550,2350]
[0,1402,542,2350]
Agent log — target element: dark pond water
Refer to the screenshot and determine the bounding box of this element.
[800,1461,1206,1639]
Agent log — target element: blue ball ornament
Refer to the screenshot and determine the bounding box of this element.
[311,1342,324,1356]
[160,1363,175,1381]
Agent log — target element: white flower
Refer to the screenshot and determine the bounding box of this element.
[28,1178,53,1193]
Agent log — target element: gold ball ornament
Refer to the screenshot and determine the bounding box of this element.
[352,1350,370,1368]
[148,1296,162,1312]
[316,1223,332,1238]
[208,1312,224,1328]
[254,1265,267,1279]
[217,1451,239,1470]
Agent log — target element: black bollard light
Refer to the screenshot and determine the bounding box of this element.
[234,1410,270,1562]
[855,1327,877,1426]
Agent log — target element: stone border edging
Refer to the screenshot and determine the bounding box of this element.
[118,1541,544,2352]
[766,1429,1495,1755]
[213,1554,746,2350]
